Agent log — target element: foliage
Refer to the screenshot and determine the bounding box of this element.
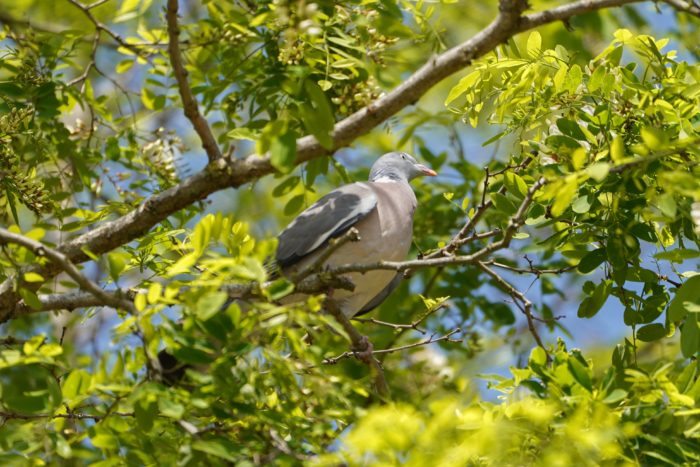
[318,342,700,466]
[0,1,699,465]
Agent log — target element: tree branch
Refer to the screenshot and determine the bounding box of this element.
[323,328,462,364]
[289,227,361,283]
[66,0,146,57]
[0,410,134,421]
[166,0,222,163]
[427,155,535,260]
[661,0,700,17]
[352,317,428,334]
[323,298,390,399]
[0,228,135,313]
[0,178,546,318]
[482,259,576,276]
[477,260,546,351]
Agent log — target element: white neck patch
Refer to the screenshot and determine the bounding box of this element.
[372,175,402,183]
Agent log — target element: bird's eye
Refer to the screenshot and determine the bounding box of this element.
[401,154,406,160]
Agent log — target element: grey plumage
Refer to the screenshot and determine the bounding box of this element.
[275,152,436,317]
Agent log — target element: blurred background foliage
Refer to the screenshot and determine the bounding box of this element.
[0,0,699,465]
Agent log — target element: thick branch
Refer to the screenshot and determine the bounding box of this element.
[661,0,700,17]
[166,0,222,162]
[0,410,134,421]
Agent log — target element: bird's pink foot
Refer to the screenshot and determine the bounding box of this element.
[353,335,374,364]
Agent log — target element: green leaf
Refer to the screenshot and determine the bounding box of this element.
[134,397,157,432]
[577,280,611,318]
[284,194,305,216]
[490,193,517,216]
[147,282,162,304]
[654,249,699,262]
[62,369,92,401]
[571,195,590,214]
[270,129,297,174]
[115,60,134,74]
[526,31,542,58]
[158,397,185,419]
[668,275,700,322]
[602,388,627,404]
[556,119,587,141]
[586,163,610,182]
[636,323,667,342]
[265,279,295,301]
[445,70,479,106]
[571,148,587,171]
[656,193,677,218]
[301,80,334,150]
[564,64,583,93]
[141,87,156,110]
[0,365,62,414]
[91,433,119,450]
[641,126,666,150]
[23,272,44,283]
[610,136,625,162]
[551,175,577,217]
[577,248,606,274]
[588,65,607,92]
[567,357,592,391]
[108,252,127,283]
[227,127,257,141]
[529,346,547,367]
[134,293,147,312]
[195,292,228,321]
[192,439,239,462]
[18,287,42,311]
[503,172,528,199]
[681,313,699,358]
[272,176,300,197]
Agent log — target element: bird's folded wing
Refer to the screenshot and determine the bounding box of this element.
[276,182,378,268]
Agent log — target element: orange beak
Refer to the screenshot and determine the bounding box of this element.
[416,164,437,176]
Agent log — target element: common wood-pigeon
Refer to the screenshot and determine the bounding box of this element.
[276,152,436,317]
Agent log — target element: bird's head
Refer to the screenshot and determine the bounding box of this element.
[368,152,437,182]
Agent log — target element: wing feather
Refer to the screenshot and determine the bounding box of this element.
[275,183,377,268]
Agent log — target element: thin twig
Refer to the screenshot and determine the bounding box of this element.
[0,410,134,421]
[166,0,222,162]
[477,261,546,352]
[323,329,462,364]
[66,0,146,57]
[427,155,535,259]
[0,228,134,313]
[483,260,576,276]
[67,30,100,88]
[289,228,360,283]
[323,297,390,399]
[352,317,427,334]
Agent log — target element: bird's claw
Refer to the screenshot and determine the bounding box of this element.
[352,335,374,364]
